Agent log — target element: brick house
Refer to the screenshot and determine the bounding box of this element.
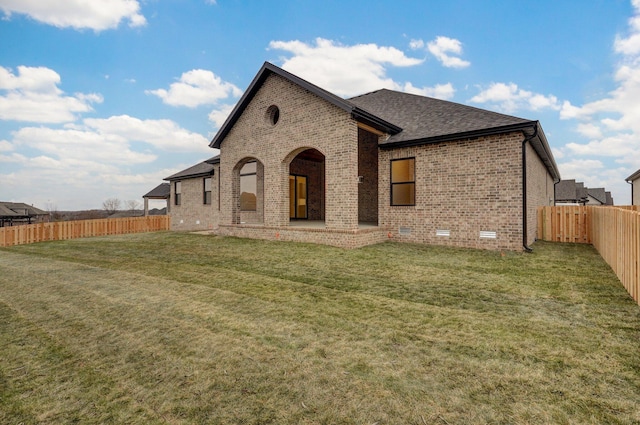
[166,62,560,251]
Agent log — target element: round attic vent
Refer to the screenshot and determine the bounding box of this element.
[266,105,280,126]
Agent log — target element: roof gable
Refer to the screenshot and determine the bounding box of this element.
[209,62,401,149]
[588,188,607,204]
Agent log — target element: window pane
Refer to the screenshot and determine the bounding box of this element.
[297,177,307,219]
[391,159,414,183]
[240,174,257,211]
[175,181,181,205]
[204,177,211,191]
[204,192,211,205]
[392,183,415,205]
[241,161,256,174]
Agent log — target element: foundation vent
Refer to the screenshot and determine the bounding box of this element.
[436,229,450,237]
[479,231,497,239]
[399,227,412,236]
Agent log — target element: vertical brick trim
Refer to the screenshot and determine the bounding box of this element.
[358,128,379,223]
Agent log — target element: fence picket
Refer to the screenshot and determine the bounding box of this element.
[0,215,170,248]
[538,206,640,305]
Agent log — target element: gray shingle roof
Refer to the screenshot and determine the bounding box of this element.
[555,179,577,201]
[605,191,614,205]
[143,183,170,199]
[0,202,48,218]
[348,89,532,145]
[588,188,607,204]
[164,156,218,181]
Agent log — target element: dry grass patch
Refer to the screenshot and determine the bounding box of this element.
[1,233,640,424]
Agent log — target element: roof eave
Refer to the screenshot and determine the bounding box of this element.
[380,122,536,149]
[626,168,640,182]
[380,121,561,181]
[352,108,402,135]
[163,170,213,182]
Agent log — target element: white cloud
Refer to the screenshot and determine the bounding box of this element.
[409,39,425,50]
[268,38,424,97]
[0,65,102,123]
[83,115,211,152]
[147,69,242,108]
[576,122,603,139]
[470,82,560,113]
[566,132,640,158]
[556,0,640,202]
[0,0,146,31]
[208,103,235,129]
[3,115,209,167]
[427,36,471,69]
[0,116,211,209]
[403,82,455,100]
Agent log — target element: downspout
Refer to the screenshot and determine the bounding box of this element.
[522,124,539,253]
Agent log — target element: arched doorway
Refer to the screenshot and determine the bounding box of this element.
[288,148,325,221]
[232,158,264,224]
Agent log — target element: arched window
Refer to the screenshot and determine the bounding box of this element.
[240,162,257,211]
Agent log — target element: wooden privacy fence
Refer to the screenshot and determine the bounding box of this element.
[538,205,640,305]
[537,205,591,243]
[0,215,170,248]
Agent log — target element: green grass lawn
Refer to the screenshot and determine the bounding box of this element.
[1,233,640,424]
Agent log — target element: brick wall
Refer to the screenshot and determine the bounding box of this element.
[379,133,525,251]
[168,165,219,231]
[525,141,555,245]
[216,223,390,249]
[218,73,359,230]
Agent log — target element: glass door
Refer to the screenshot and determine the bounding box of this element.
[289,175,307,219]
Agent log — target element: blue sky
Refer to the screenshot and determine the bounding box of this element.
[1,0,639,210]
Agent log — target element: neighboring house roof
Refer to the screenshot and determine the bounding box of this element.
[555,180,588,204]
[555,179,578,201]
[164,156,219,181]
[575,182,588,201]
[605,191,614,205]
[587,188,607,204]
[143,183,170,199]
[209,62,560,181]
[626,168,640,182]
[0,202,48,218]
